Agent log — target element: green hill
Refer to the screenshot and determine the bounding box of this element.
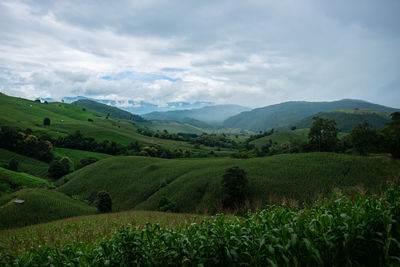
[58,153,399,213]
[0,93,224,153]
[291,110,391,132]
[72,99,146,122]
[0,149,49,178]
[223,99,397,132]
[54,147,111,170]
[0,167,50,195]
[0,188,96,230]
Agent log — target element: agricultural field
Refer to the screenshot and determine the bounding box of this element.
[0,167,50,196]
[57,153,400,213]
[0,210,206,255]
[0,188,96,230]
[250,128,310,149]
[1,188,399,266]
[0,148,49,178]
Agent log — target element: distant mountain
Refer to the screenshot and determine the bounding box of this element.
[291,110,392,132]
[62,96,212,114]
[73,99,146,122]
[142,105,250,123]
[223,99,398,132]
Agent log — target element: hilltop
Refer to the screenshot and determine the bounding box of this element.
[223,99,398,132]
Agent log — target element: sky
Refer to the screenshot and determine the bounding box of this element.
[0,0,399,108]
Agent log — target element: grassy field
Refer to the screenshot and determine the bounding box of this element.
[57,153,400,213]
[250,128,310,148]
[0,148,49,178]
[54,147,111,170]
[0,93,232,153]
[0,167,50,195]
[0,188,96,230]
[0,210,206,254]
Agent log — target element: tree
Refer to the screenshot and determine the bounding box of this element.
[48,157,72,179]
[96,191,112,213]
[221,166,249,209]
[308,116,339,152]
[43,117,51,126]
[7,158,19,171]
[77,157,98,169]
[158,195,176,212]
[350,121,377,155]
[388,112,400,158]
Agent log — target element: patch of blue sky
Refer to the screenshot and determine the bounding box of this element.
[101,71,181,83]
[161,67,186,72]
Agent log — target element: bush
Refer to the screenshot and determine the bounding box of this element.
[43,117,51,126]
[158,195,176,212]
[77,157,98,169]
[7,158,19,171]
[96,191,112,213]
[221,166,249,209]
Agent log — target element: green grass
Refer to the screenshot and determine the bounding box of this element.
[57,153,400,213]
[0,188,96,230]
[251,128,309,148]
[54,147,111,170]
[0,148,49,178]
[0,210,206,254]
[0,167,50,195]
[2,188,400,266]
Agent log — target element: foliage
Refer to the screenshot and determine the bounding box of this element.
[158,195,176,212]
[77,157,99,169]
[7,158,19,171]
[2,188,400,266]
[221,166,249,209]
[308,116,339,152]
[350,121,378,155]
[43,117,50,126]
[48,157,72,179]
[96,191,112,213]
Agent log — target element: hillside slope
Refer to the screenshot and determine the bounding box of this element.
[143,104,250,123]
[223,99,397,132]
[0,188,96,229]
[291,110,391,132]
[0,149,49,178]
[73,99,145,122]
[0,167,50,195]
[58,153,399,213]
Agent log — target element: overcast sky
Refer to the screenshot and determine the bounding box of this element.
[0,0,399,108]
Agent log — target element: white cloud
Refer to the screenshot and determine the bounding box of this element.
[0,0,399,108]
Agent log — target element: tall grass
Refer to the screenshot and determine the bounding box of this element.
[1,187,399,266]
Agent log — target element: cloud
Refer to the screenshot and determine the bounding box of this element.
[0,0,399,108]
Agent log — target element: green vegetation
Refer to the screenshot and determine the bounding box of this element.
[53,147,111,170]
[0,211,206,255]
[221,166,249,209]
[57,153,399,213]
[96,191,112,213]
[0,188,96,230]
[223,99,397,132]
[292,109,392,132]
[2,188,400,266]
[0,167,50,195]
[250,128,309,149]
[0,149,49,178]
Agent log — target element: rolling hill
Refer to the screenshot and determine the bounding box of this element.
[223,99,398,132]
[0,188,96,229]
[57,153,399,213]
[143,104,250,123]
[291,110,392,132]
[0,167,50,196]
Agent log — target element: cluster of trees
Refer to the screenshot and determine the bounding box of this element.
[247,129,275,142]
[0,126,53,162]
[137,128,239,149]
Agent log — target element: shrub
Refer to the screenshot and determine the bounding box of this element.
[48,157,72,179]
[77,157,98,169]
[221,166,249,209]
[96,191,112,213]
[158,195,176,212]
[7,158,19,171]
[43,117,51,126]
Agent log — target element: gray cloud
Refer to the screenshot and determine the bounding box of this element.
[0,0,399,108]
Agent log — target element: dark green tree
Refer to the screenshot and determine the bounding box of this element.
[308,116,339,152]
[388,112,400,158]
[221,166,249,209]
[43,117,51,126]
[7,158,19,171]
[48,157,72,179]
[350,121,377,155]
[158,195,176,212]
[77,157,98,169]
[97,191,112,213]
